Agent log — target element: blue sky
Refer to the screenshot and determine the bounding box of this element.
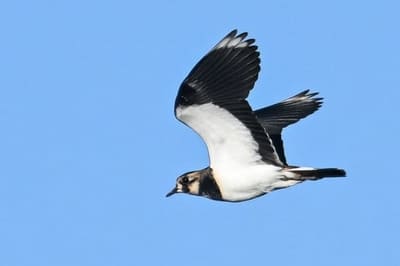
[0,0,399,265]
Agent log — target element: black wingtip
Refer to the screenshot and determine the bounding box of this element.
[294,90,322,101]
[290,89,324,110]
[226,29,238,38]
[237,31,248,39]
[212,29,255,51]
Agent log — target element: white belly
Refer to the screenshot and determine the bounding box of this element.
[213,163,301,202]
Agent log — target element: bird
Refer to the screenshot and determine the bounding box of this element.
[166,30,346,202]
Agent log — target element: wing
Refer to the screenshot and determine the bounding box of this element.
[175,30,283,170]
[255,90,322,134]
[254,90,323,165]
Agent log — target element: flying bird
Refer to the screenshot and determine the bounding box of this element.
[166,30,346,202]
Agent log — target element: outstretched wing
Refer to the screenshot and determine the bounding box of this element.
[175,30,283,171]
[255,90,323,165]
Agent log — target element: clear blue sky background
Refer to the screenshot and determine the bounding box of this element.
[0,1,399,265]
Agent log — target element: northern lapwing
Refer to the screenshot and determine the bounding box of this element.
[166,30,346,202]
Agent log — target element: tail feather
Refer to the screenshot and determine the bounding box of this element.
[289,167,346,180]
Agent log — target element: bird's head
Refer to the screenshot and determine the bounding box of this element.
[166,171,201,197]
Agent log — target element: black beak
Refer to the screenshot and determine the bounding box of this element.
[166,187,178,197]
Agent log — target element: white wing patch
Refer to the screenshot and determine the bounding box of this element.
[176,103,262,170]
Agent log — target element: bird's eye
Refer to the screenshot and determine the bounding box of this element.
[181,176,189,184]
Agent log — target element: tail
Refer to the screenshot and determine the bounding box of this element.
[288,167,346,181]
